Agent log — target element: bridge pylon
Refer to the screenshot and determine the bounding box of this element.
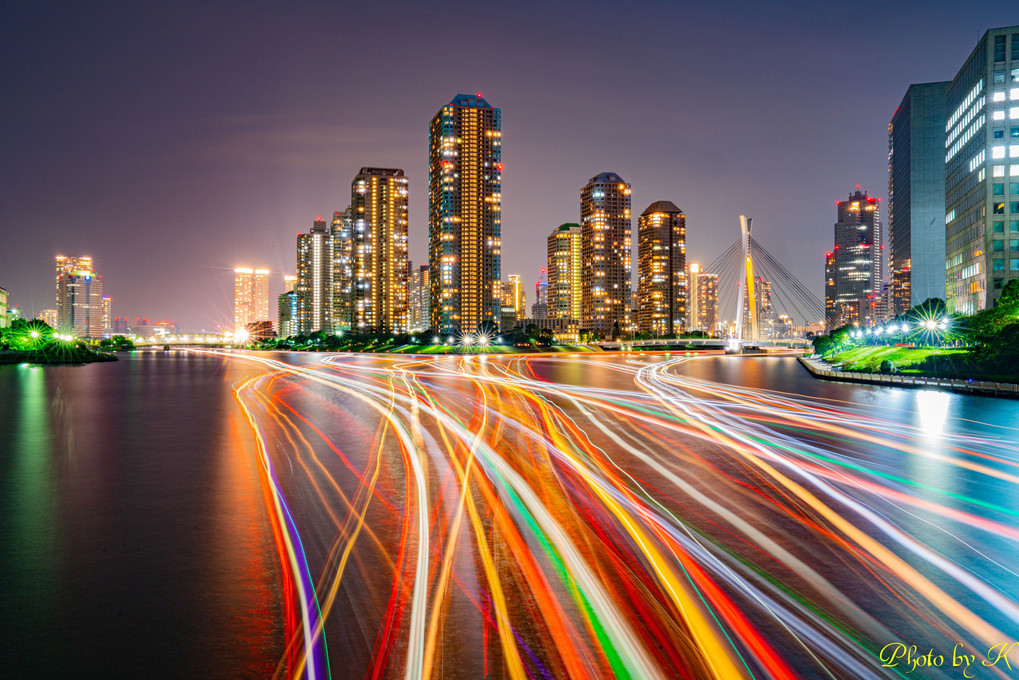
[734,215,759,342]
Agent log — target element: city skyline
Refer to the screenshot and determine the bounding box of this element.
[1,2,1014,330]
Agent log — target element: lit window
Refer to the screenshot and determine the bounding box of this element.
[1013,108,1019,119]
[994,165,1006,177]
[1013,145,1019,158]
[1013,88,1019,100]
[994,202,1006,214]
[993,146,1007,158]
[995,91,1007,102]
[995,110,1007,120]
[1012,164,1019,176]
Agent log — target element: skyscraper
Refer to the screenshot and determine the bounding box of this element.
[296,218,332,335]
[331,209,353,331]
[101,296,112,333]
[826,188,882,327]
[351,168,409,333]
[429,93,502,334]
[278,291,297,340]
[581,173,632,338]
[283,274,297,294]
[889,81,949,315]
[55,255,103,338]
[233,267,269,330]
[503,274,525,321]
[697,271,719,334]
[408,264,430,332]
[637,200,687,335]
[945,26,1019,313]
[547,223,582,324]
[0,287,7,329]
[687,263,701,330]
[532,268,548,320]
[36,308,58,330]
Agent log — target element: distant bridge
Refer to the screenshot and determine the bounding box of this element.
[599,338,810,351]
[132,335,235,347]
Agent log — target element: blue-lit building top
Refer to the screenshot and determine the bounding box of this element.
[888,81,949,314]
[945,26,1019,314]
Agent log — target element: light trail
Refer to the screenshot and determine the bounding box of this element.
[205,350,1019,679]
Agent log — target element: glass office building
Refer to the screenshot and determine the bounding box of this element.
[945,26,1019,313]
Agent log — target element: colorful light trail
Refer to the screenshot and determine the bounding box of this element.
[210,350,1019,679]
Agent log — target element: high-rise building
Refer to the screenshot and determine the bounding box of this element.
[408,264,430,332]
[581,173,632,338]
[55,256,103,338]
[503,274,525,321]
[113,317,128,334]
[331,209,353,331]
[36,308,58,329]
[532,268,548,320]
[101,296,112,334]
[825,188,882,328]
[945,26,1019,313]
[547,223,582,324]
[283,274,297,294]
[637,200,687,335]
[687,263,702,330]
[696,272,719,334]
[296,218,332,335]
[278,291,297,339]
[429,93,502,334]
[352,168,409,333]
[0,287,7,329]
[233,267,270,330]
[889,81,950,315]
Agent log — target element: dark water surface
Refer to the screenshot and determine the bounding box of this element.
[0,352,283,679]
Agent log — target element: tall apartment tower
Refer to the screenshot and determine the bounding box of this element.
[697,271,719,334]
[547,223,582,323]
[687,263,701,330]
[946,26,1019,313]
[296,218,333,335]
[233,267,270,330]
[504,274,525,321]
[826,188,882,327]
[637,201,687,335]
[55,255,103,338]
[331,209,353,332]
[407,264,430,332]
[581,173,632,338]
[351,168,409,333]
[429,94,502,334]
[532,268,548,319]
[888,81,950,315]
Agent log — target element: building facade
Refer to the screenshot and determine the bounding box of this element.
[532,268,548,320]
[296,218,332,335]
[581,173,632,338]
[889,81,950,315]
[825,188,882,328]
[351,168,409,333]
[547,223,582,324]
[278,291,297,339]
[55,256,103,338]
[503,274,525,321]
[407,264,430,332]
[331,209,353,331]
[233,267,270,330]
[428,94,502,334]
[696,271,719,334]
[36,308,58,329]
[945,26,1019,313]
[0,287,7,329]
[637,200,687,335]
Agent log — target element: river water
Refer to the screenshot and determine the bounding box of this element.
[1,350,1016,679]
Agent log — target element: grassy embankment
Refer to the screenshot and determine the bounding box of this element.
[829,346,974,377]
[0,346,118,365]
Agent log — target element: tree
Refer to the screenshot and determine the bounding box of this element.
[999,279,1019,306]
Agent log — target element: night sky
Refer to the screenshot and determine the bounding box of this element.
[1,1,1014,331]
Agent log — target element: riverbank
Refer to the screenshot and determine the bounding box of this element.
[798,355,1019,398]
[0,347,118,365]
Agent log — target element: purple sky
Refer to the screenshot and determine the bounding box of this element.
[1,1,1014,330]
